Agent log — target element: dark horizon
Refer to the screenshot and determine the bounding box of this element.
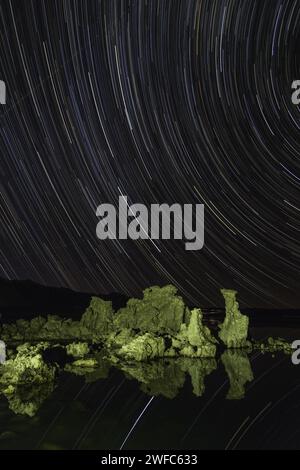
[1,277,300,315]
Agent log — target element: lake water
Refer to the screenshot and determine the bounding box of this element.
[0,324,300,450]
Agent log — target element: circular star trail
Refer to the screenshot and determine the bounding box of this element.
[0,0,300,308]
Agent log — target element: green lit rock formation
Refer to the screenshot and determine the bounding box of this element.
[114,285,186,334]
[1,284,292,365]
[170,308,217,358]
[0,343,55,391]
[116,333,165,361]
[0,283,295,417]
[107,300,217,361]
[253,337,292,354]
[221,350,253,400]
[218,289,249,348]
[81,297,114,336]
[66,342,90,358]
[0,298,114,343]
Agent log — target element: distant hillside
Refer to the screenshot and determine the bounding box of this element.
[1,278,300,327]
[0,278,128,321]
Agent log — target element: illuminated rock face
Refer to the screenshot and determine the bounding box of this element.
[0,343,55,388]
[114,285,186,335]
[105,286,217,360]
[117,334,166,361]
[1,284,283,367]
[66,342,90,358]
[218,289,249,348]
[0,299,115,342]
[170,308,217,358]
[0,285,250,362]
[110,304,217,361]
[0,284,293,417]
[81,297,114,336]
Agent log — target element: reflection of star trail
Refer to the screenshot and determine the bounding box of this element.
[0,0,300,308]
[35,376,90,449]
[1,348,300,450]
[231,402,272,450]
[120,396,155,450]
[181,381,227,444]
[225,417,250,450]
[74,379,126,449]
[247,352,286,391]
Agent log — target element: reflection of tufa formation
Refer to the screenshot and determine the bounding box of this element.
[0,285,292,416]
[0,343,55,416]
[221,350,253,400]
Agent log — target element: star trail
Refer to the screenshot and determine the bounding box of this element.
[0,0,300,308]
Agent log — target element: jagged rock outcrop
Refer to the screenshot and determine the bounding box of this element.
[66,342,90,358]
[170,308,217,358]
[116,333,165,361]
[106,306,217,361]
[80,297,114,336]
[1,316,81,342]
[218,289,249,348]
[1,298,114,342]
[1,284,291,374]
[114,285,186,334]
[0,343,55,390]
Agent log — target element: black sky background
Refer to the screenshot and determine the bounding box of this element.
[0,0,300,308]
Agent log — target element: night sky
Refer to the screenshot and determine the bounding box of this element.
[0,0,300,308]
